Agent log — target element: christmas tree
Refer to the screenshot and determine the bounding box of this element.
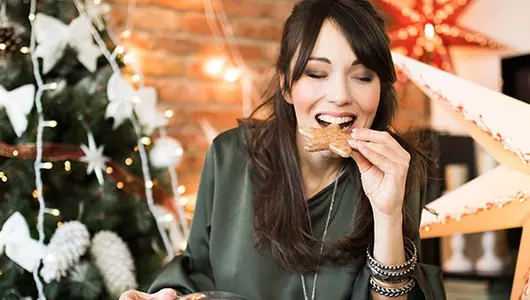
[0,0,188,299]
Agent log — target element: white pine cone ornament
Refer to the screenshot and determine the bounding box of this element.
[90,231,138,297]
[40,221,90,283]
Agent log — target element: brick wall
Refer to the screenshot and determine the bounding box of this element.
[106,0,429,198]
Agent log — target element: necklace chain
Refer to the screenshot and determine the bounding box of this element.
[301,166,343,300]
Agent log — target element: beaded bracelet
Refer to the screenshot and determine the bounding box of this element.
[366,237,418,271]
[369,276,416,297]
[368,262,415,283]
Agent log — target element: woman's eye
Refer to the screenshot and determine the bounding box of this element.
[304,71,327,79]
[354,76,374,83]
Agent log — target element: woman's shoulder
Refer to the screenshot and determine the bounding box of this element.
[211,124,247,153]
[206,124,250,171]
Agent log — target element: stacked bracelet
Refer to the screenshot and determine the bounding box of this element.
[369,276,416,297]
[366,237,418,297]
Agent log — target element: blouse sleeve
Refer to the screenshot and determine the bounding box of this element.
[148,145,217,295]
[350,184,447,300]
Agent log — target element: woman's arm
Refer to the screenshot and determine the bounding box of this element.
[148,144,218,295]
[371,212,408,300]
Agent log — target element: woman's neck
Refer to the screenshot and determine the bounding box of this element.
[296,132,343,199]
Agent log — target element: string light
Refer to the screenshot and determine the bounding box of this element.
[131,74,141,82]
[44,208,61,216]
[116,181,124,189]
[33,189,38,199]
[20,47,29,54]
[0,44,5,50]
[115,45,125,54]
[106,166,113,174]
[64,161,71,172]
[41,162,53,169]
[177,185,186,194]
[223,67,241,82]
[44,120,58,128]
[145,180,153,189]
[12,150,18,157]
[121,30,131,38]
[164,110,174,118]
[1,175,7,182]
[125,157,133,165]
[140,136,152,145]
[180,197,188,206]
[204,57,225,75]
[175,148,184,157]
[57,221,63,228]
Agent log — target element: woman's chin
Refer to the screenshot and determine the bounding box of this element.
[313,149,342,159]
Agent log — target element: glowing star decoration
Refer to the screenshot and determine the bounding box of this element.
[375,0,504,72]
[34,13,101,74]
[80,131,109,185]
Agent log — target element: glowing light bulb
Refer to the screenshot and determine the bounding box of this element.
[224,67,241,82]
[424,23,435,39]
[205,58,225,75]
[121,30,131,38]
[164,110,174,118]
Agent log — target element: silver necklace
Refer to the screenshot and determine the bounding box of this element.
[300,166,344,300]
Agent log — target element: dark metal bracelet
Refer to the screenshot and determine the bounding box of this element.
[366,237,418,271]
[368,263,415,283]
[369,276,416,297]
[366,257,418,276]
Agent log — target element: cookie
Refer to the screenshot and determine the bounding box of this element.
[299,124,354,158]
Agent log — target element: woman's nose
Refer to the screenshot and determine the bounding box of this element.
[327,77,352,106]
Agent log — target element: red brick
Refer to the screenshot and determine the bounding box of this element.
[130,6,181,31]
[218,0,263,18]
[182,13,218,36]
[212,82,242,106]
[107,0,152,4]
[153,79,215,105]
[189,109,242,132]
[235,20,283,41]
[154,0,204,11]
[153,103,187,128]
[186,59,218,81]
[177,174,201,197]
[171,130,211,153]
[139,54,185,77]
[261,1,295,21]
[177,152,207,175]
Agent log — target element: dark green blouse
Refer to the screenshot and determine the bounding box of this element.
[148,126,446,299]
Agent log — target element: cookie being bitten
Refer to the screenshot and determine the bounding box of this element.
[299,124,354,158]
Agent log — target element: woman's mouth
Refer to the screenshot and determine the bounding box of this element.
[315,113,356,131]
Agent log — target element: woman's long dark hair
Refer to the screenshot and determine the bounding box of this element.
[240,0,431,275]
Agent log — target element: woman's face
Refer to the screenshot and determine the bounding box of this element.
[286,20,381,157]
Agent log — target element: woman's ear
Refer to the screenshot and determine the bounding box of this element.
[279,74,293,104]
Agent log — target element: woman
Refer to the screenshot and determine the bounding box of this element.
[121,0,445,299]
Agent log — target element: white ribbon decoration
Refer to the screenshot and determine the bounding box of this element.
[0,212,46,272]
[105,72,136,129]
[34,13,101,74]
[106,74,167,133]
[134,87,168,135]
[0,84,35,137]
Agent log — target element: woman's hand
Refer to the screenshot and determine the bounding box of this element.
[347,128,410,218]
[119,288,177,300]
